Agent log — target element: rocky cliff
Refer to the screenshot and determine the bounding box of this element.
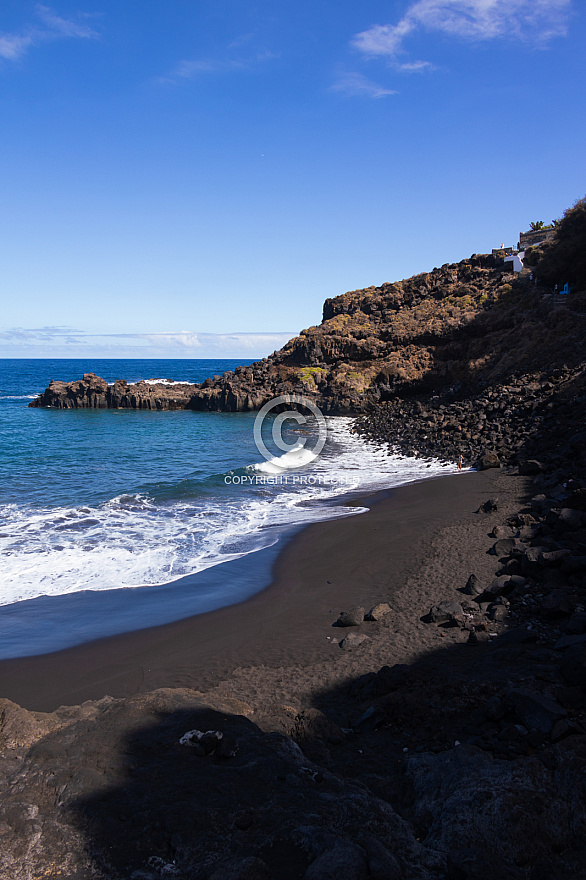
[352,196,586,468]
[29,250,586,422]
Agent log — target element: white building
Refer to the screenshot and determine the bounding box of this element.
[504,252,524,273]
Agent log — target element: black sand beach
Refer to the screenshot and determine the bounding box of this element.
[4,456,586,880]
[0,468,515,712]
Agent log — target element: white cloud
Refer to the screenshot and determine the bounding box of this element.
[398,60,435,72]
[353,0,571,60]
[143,331,202,348]
[0,326,86,343]
[355,19,413,58]
[0,5,97,63]
[0,327,297,359]
[228,33,255,50]
[196,332,294,352]
[35,4,97,39]
[0,34,35,61]
[169,59,246,79]
[160,48,278,84]
[330,71,398,99]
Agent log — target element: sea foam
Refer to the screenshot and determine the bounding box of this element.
[0,417,460,607]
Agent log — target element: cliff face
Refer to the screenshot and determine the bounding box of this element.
[32,252,586,416]
[189,254,544,413]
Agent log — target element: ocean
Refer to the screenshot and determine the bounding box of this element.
[0,359,458,658]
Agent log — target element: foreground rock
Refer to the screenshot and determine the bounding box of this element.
[3,644,586,879]
[0,689,436,880]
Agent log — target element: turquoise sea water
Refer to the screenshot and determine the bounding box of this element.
[0,359,458,657]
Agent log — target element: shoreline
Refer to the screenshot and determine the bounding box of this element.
[0,467,508,712]
[7,457,584,879]
[0,531,293,660]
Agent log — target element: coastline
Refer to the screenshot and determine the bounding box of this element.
[3,214,585,876]
[0,534,292,660]
[0,467,516,712]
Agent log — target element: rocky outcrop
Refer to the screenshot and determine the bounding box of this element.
[30,252,584,417]
[0,688,436,880]
[3,667,586,880]
[30,374,198,410]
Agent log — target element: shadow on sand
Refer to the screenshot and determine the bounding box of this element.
[66,626,586,880]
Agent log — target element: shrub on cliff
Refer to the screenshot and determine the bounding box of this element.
[522,246,539,267]
[534,196,586,289]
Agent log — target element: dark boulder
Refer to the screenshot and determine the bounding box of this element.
[462,574,483,596]
[505,688,567,734]
[336,607,365,627]
[304,841,369,880]
[339,633,369,651]
[426,601,465,625]
[477,451,500,470]
[476,498,499,514]
[518,460,544,476]
[490,538,517,557]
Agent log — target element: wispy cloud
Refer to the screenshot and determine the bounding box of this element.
[0,327,297,358]
[353,0,571,62]
[0,34,35,61]
[166,58,247,80]
[136,331,294,353]
[228,33,255,50]
[159,48,279,84]
[0,4,98,62]
[35,4,97,39]
[398,60,435,72]
[330,71,398,99]
[0,326,87,344]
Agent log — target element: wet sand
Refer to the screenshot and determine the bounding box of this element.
[0,468,517,712]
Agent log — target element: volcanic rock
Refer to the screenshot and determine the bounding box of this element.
[427,601,464,625]
[505,688,567,734]
[364,603,392,621]
[462,574,483,596]
[336,607,365,627]
[478,451,501,470]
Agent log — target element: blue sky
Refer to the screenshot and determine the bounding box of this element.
[1,0,584,358]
